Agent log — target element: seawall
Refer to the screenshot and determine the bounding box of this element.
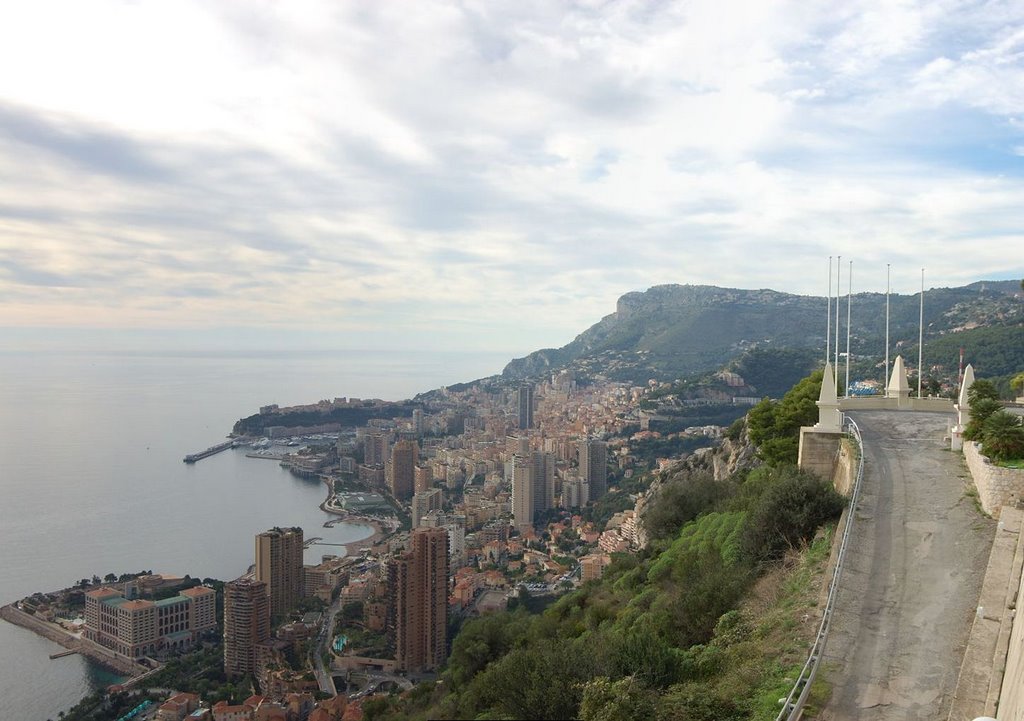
[0,603,146,677]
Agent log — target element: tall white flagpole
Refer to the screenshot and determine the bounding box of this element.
[885,264,890,392]
[835,255,841,394]
[827,256,832,365]
[846,260,852,397]
[918,267,925,398]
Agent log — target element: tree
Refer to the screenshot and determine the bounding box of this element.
[104,573,117,583]
[981,411,1024,462]
[968,379,1000,405]
[1011,373,1024,397]
[964,398,1003,441]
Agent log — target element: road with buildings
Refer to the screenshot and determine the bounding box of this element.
[820,411,995,720]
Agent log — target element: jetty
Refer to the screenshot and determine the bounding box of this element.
[183,440,234,463]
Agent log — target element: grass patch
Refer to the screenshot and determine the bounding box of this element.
[964,484,989,517]
[706,525,837,720]
[997,459,1024,469]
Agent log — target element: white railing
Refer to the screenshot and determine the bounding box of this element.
[775,417,864,721]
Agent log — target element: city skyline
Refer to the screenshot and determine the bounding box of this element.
[1,1,1023,356]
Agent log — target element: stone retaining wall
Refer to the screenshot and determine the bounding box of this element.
[964,442,1024,518]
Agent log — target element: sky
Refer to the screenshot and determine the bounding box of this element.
[1,0,1022,355]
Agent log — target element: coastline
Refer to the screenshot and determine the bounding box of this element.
[317,477,396,557]
[0,603,144,678]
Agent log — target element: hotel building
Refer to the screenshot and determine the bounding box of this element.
[84,584,216,660]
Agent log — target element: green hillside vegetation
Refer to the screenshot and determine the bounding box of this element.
[502,283,1022,386]
[366,373,846,721]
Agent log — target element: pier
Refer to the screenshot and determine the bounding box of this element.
[183,440,234,463]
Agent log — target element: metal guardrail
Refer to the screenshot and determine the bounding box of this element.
[775,417,864,721]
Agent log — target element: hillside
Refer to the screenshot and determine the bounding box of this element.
[502,281,1023,388]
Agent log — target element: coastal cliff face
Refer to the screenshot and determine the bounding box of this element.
[633,425,759,549]
[501,281,1023,385]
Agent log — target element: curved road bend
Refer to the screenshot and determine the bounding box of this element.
[820,411,995,720]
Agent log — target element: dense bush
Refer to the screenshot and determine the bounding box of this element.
[740,467,846,564]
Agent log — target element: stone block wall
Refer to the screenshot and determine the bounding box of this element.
[964,441,1024,518]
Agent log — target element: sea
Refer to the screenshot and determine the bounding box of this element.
[0,348,511,721]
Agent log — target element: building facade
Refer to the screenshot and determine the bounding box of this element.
[517,383,534,430]
[84,584,216,660]
[223,578,271,678]
[388,527,450,673]
[389,439,418,502]
[255,526,304,616]
[579,439,608,500]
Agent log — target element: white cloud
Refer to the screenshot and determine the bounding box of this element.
[0,0,1022,353]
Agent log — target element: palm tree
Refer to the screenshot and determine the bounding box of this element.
[981,411,1024,462]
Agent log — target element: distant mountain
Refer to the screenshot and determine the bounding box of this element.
[502,281,1022,389]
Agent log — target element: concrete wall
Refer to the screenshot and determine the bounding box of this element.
[838,396,955,413]
[798,428,843,484]
[833,438,857,496]
[964,442,1024,518]
[1000,565,1024,721]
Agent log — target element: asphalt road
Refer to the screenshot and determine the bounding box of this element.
[820,411,995,720]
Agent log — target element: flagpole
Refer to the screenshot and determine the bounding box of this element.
[835,256,841,395]
[885,263,890,391]
[827,256,832,366]
[846,260,852,397]
[918,268,925,398]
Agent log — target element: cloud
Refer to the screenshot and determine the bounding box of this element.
[0,0,1022,353]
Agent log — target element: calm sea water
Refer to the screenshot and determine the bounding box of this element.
[0,349,509,721]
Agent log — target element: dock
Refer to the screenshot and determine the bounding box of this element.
[49,649,77,659]
[183,440,234,463]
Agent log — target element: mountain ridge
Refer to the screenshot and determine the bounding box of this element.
[501,280,1022,386]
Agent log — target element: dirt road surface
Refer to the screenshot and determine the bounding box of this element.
[819,411,995,720]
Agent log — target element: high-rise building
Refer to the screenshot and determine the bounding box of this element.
[517,383,534,430]
[412,408,424,436]
[255,527,304,616]
[511,455,533,532]
[389,439,418,502]
[511,451,554,532]
[223,578,270,678]
[412,488,443,528]
[562,477,590,508]
[414,464,433,494]
[364,431,390,466]
[388,527,450,673]
[531,451,555,515]
[579,439,608,500]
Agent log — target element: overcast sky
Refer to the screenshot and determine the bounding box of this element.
[1,1,1022,355]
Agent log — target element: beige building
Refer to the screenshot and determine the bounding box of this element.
[412,488,443,528]
[224,578,271,678]
[389,440,418,501]
[83,584,216,661]
[255,527,304,616]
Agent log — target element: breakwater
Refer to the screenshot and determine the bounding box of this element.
[183,440,234,463]
[0,604,146,677]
